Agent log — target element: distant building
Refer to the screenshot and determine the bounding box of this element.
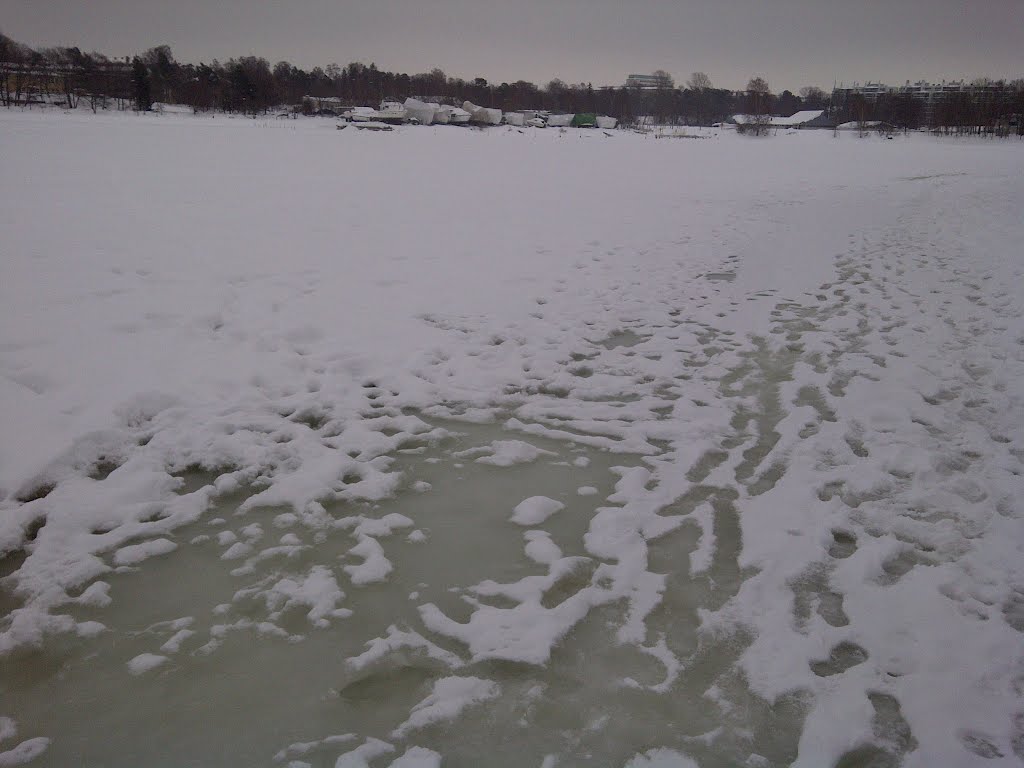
[731,109,830,129]
[831,80,1016,126]
[625,73,674,90]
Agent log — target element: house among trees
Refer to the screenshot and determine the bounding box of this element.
[731,109,831,130]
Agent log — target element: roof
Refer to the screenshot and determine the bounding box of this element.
[732,109,825,126]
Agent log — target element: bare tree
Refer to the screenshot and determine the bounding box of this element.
[687,72,712,125]
[743,76,772,135]
[687,71,712,91]
[799,86,827,109]
[651,69,675,90]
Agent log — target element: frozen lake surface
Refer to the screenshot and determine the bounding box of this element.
[1,111,1023,767]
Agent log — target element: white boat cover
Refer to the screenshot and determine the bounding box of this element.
[403,98,438,125]
[462,101,503,125]
[546,113,574,127]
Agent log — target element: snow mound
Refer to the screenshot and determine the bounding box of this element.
[127,653,168,675]
[510,496,565,525]
[391,676,500,738]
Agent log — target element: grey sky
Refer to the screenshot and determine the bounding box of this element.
[1,0,1021,91]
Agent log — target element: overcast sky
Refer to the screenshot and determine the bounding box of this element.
[1,0,1021,91]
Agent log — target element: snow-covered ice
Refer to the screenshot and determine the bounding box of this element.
[1,109,1023,766]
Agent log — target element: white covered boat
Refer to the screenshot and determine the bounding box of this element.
[440,106,471,125]
[546,113,574,127]
[462,101,502,125]
[404,98,441,125]
[347,102,408,124]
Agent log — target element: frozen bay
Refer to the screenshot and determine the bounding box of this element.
[1,111,1023,767]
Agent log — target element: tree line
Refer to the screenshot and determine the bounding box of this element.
[832,82,1024,136]
[2,29,1020,134]
[1,31,828,124]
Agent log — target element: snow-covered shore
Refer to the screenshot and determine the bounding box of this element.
[1,109,1023,766]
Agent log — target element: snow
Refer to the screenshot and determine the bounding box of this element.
[391,676,501,738]
[334,738,394,768]
[387,747,442,768]
[343,536,393,585]
[622,749,699,768]
[733,109,825,126]
[462,101,502,125]
[2,109,1023,766]
[523,530,562,564]
[455,439,555,466]
[403,99,438,126]
[264,565,348,627]
[112,538,177,566]
[126,653,169,675]
[510,496,565,525]
[0,738,50,767]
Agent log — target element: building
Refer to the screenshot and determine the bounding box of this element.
[625,73,674,90]
[831,80,1018,126]
[731,109,830,129]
